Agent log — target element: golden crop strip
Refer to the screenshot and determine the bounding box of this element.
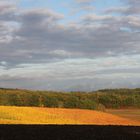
[0,106,140,125]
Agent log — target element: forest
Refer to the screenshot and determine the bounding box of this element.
[0,88,140,111]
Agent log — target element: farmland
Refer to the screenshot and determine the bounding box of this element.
[0,88,140,125]
[0,106,140,125]
[107,109,140,122]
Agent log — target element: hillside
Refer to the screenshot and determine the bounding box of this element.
[0,106,140,125]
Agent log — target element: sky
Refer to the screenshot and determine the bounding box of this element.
[0,0,140,91]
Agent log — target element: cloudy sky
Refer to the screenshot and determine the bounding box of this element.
[0,0,140,91]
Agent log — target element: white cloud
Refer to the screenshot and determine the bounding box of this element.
[1,54,140,80]
[0,61,7,66]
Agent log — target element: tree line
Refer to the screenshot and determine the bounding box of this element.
[0,88,140,111]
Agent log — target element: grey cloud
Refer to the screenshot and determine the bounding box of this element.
[0,0,140,91]
[105,7,129,14]
[1,54,140,80]
[1,54,140,91]
[1,15,140,66]
[105,0,140,15]
[0,3,17,21]
[20,9,64,25]
[0,3,18,45]
[0,1,140,68]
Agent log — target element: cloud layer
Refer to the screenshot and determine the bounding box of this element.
[0,0,140,91]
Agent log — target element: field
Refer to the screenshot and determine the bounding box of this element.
[0,106,140,125]
[107,109,140,122]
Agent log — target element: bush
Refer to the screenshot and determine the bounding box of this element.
[64,96,79,108]
[78,99,97,110]
[44,96,59,107]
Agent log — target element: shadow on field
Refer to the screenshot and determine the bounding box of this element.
[0,125,140,140]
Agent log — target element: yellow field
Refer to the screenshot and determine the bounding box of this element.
[0,106,140,125]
